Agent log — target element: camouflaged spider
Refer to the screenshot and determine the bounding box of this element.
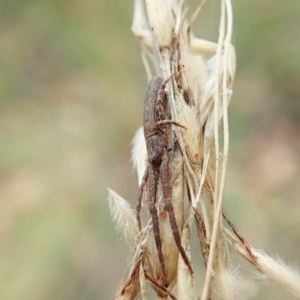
[136,76,193,277]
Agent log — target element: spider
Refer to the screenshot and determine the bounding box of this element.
[136,75,193,277]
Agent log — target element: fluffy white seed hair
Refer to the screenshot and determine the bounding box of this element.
[108,188,138,243]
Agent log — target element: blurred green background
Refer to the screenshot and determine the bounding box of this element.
[0,0,299,299]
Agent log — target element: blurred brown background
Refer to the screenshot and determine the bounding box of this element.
[0,0,299,299]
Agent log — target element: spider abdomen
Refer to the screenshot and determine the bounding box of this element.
[146,134,167,165]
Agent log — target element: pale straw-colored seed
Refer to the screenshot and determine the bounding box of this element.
[177,206,195,300]
[144,0,174,50]
[131,127,147,184]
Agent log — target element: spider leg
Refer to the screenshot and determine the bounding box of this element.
[154,120,187,130]
[156,75,173,121]
[148,164,167,277]
[136,167,149,231]
[160,148,194,275]
[155,76,187,130]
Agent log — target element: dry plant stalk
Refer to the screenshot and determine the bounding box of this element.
[108,0,300,299]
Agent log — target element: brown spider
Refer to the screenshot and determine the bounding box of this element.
[136,76,193,277]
